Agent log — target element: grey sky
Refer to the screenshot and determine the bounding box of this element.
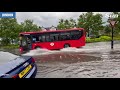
[16,12,112,27]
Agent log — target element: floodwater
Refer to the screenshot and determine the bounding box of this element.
[1,41,120,78]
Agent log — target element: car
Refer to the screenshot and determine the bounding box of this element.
[0,51,37,78]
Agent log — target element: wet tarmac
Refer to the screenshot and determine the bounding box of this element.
[1,41,120,78]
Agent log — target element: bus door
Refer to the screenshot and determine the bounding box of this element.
[19,34,32,51]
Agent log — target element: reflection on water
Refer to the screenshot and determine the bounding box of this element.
[1,41,120,78]
[34,52,101,64]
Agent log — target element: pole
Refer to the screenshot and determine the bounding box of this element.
[111,26,114,49]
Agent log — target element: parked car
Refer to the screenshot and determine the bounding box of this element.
[0,51,37,78]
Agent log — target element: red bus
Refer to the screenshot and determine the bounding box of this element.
[19,28,86,53]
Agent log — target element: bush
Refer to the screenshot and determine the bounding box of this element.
[114,37,120,40]
[86,35,120,43]
[0,44,19,49]
[99,36,111,41]
[94,38,101,42]
[86,37,95,43]
[114,35,120,40]
[86,36,111,43]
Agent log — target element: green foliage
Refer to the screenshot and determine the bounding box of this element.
[86,36,111,43]
[86,37,95,43]
[0,44,19,49]
[0,18,18,45]
[57,19,65,29]
[99,36,111,41]
[21,19,40,32]
[57,18,76,29]
[94,38,101,42]
[114,35,120,40]
[77,12,104,37]
[0,18,40,45]
[103,25,111,36]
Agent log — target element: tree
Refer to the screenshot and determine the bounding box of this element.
[104,25,111,36]
[0,19,41,45]
[0,18,19,45]
[57,18,76,30]
[57,19,65,29]
[64,20,70,29]
[77,12,104,37]
[69,18,76,28]
[21,19,40,32]
[90,13,104,36]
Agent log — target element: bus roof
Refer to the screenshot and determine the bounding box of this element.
[19,28,84,35]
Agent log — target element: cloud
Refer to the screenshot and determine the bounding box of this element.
[16,12,112,27]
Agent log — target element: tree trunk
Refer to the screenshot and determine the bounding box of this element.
[87,28,90,37]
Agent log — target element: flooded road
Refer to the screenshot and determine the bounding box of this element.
[1,41,120,78]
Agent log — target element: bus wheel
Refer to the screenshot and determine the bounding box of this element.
[35,46,41,49]
[64,44,70,48]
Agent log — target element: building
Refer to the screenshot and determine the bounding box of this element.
[41,26,57,31]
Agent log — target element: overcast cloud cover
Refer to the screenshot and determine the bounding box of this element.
[16,12,112,27]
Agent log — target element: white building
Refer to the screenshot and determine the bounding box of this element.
[41,26,57,31]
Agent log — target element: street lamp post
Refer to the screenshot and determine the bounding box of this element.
[108,17,118,49]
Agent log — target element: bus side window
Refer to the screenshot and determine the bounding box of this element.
[39,34,48,42]
[49,33,59,42]
[59,35,67,41]
[46,35,50,42]
[66,34,71,40]
[54,35,59,41]
[33,38,36,42]
[80,30,83,37]
[32,35,39,42]
[49,36,54,42]
[77,30,83,38]
[59,32,71,41]
[70,30,81,40]
[42,36,46,42]
[39,36,43,42]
